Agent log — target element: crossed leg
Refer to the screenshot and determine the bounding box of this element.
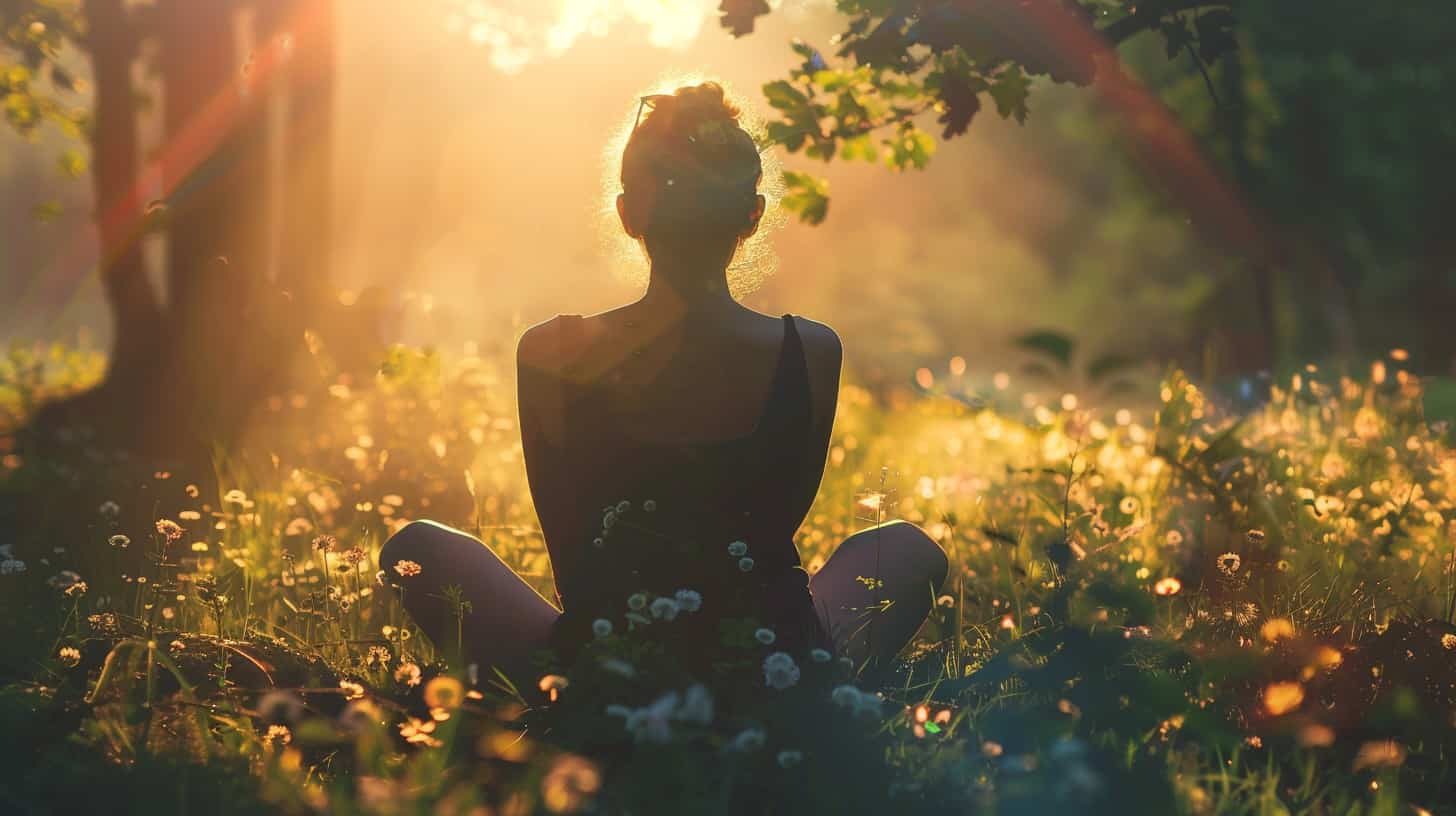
[379,518,948,685]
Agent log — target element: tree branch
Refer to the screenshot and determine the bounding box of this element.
[1097,0,1236,45]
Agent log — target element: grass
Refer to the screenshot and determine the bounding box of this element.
[2,336,1454,815]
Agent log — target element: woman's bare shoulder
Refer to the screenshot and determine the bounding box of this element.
[517,313,600,373]
[788,314,843,365]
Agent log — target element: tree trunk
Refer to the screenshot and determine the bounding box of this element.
[84,0,161,378]
[157,0,275,443]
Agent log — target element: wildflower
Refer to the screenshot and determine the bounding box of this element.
[336,700,383,738]
[366,645,391,666]
[539,674,570,702]
[342,547,366,566]
[649,597,680,621]
[1352,740,1407,771]
[394,662,422,687]
[1215,552,1242,577]
[313,535,338,552]
[763,651,800,690]
[257,690,305,723]
[673,589,702,612]
[776,749,803,768]
[738,556,755,572]
[616,691,679,743]
[108,534,130,549]
[339,680,366,701]
[393,559,422,577]
[57,646,81,667]
[1234,602,1260,627]
[1260,618,1296,643]
[0,558,25,575]
[1153,577,1182,596]
[810,648,833,663]
[263,724,292,746]
[626,592,647,611]
[425,676,465,709]
[1118,496,1139,514]
[541,753,602,814]
[88,612,119,635]
[155,519,184,542]
[1443,633,1456,650]
[727,540,748,557]
[1165,529,1184,546]
[642,499,657,512]
[677,684,714,725]
[592,618,613,638]
[724,726,766,753]
[399,716,441,747]
[1246,528,1266,545]
[99,501,121,518]
[831,684,882,717]
[754,627,776,645]
[1263,681,1304,716]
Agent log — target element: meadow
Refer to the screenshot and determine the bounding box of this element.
[2,335,1454,815]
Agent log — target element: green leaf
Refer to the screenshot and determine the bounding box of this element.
[988,67,1032,124]
[1016,330,1075,367]
[762,79,810,112]
[31,200,62,223]
[838,133,878,162]
[884,125,935,170]
[719,0,772,38]
[57,148,86,178]
[781,170,830,225]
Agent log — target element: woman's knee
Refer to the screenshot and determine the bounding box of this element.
[880,520,949,586]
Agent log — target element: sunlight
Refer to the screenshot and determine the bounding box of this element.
[442,0,743,73]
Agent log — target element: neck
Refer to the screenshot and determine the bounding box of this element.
[639,245,739,313]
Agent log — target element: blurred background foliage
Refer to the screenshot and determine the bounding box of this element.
[1,0,1453,446]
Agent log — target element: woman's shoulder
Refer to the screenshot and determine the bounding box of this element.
[517,313,591,373]
[785,314,842,372]
[786,314,841,351]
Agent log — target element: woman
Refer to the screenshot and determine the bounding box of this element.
[380,82,947,685]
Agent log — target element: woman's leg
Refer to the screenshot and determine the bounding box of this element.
[808,520,948,680]
[379,520,560,684]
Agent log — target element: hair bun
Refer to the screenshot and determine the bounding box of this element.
[668,82,740,124]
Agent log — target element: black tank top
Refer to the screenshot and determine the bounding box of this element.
[538,313,828,657]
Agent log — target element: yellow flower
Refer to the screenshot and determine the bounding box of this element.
[1154,577,1182,596]
[1260,618,1296,643]
[424,676,464,710]
[1263,681,1304,716]
[393,560,422,577]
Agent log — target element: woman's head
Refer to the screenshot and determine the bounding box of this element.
[617,82,766,264]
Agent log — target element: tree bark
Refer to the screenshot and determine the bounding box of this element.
[84,0,161,378]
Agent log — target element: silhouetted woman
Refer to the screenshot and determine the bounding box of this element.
[380,82,947,685]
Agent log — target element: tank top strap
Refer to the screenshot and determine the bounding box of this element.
[754,314,813,442]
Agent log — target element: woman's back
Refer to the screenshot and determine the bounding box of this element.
[516,306,840,648]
